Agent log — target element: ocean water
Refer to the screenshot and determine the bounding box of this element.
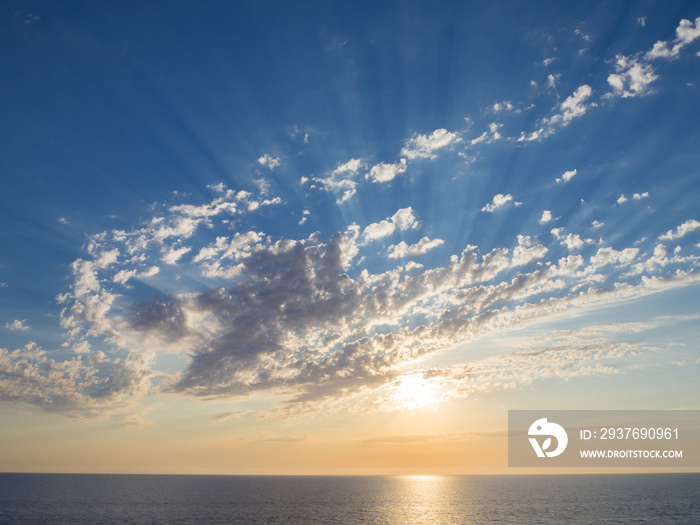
[0,473,698,524]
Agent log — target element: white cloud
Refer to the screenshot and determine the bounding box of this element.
[493,101,514,112]
[367,159,408,183]
[258,154,281,170]
[471,132,488,145]
[308,158,365,203]
[473,123,503,146]
[617,194,628,205]
[563,233,584,251]
[332,158,363,176]
[607,55,658,97]
[633,192,649,200]
[539,210,552,224]
[521,86,594,141]
[162,246,191,265]
[5,320,29,331]
[400,129,461,160]
[549,85,594,126]
[638,17,646,27]
[659,219,700,240]
[363,207,418,241]
[481,193,513,212]
[141,266,160,278]
[512,236,548,266]
[677,17,700,45]
[646,17,700,60]
[556,169,577,183]
[589,247,639,270]
[543,58,555,66]
[518,129,544,142]
[388,237,445,259]
[646,41,678,60]
[591,221,604,229]
[551,229,593,252]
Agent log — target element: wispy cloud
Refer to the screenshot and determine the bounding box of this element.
[519,85,594,141]
[5,320,30,331]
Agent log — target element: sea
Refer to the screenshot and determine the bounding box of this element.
[0,473,698,524]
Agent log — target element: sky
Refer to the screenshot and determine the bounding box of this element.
[1,0,699,475]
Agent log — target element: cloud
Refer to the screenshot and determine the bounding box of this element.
[493,101,514,112]
[363,207,418,241]
[646,17,700,60]
[519,86,594,142]
[539,210,553,224]
[400,129,461,160]
[332,158,363,176]
[575,29,591,42]
[309,158,364,203]
[548,85,593,126]
[556,169,577,183]
[589,247,639,270]
[258,154,281,170]
[214,410,252,422]
[481,193,514,212]
[7,165,699,420]
[659,219,700,240]
[0,341,155,417]
[607,55,658,97]
[113,266,160,285]
[511,236,548,266]
[366,159,408,183]
[547,73,560,89]
[388,237,445,259]
[616,192,649,205]
[5,320,29,331]
[550,229,593,252]
[162,246,191,265]
[471,123,502,145]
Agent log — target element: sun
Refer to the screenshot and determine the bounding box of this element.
[392,374,443,410]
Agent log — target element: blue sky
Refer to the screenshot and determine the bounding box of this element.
[1,1,699,473]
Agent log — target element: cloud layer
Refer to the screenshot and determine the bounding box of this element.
[3,14,700,422]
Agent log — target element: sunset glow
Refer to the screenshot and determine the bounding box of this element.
[1,0,699,475]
